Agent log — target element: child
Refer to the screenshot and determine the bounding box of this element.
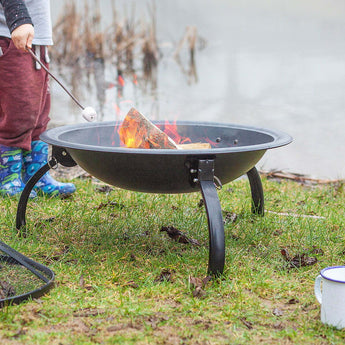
[0,0,75,197]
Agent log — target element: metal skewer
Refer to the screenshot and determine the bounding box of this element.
[27,47,97,122]
[27,47,84,110]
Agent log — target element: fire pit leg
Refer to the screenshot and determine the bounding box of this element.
[16,159,57,233]
[16,146,77,234]
[246,167,264,216]
[197,159,225,276]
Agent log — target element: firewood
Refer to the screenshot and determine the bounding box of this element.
[119,108,179,149]
[177,143,211,150]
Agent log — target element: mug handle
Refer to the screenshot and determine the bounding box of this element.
[314,275,322,304]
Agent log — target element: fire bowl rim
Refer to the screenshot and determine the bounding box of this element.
[41,120,292,154]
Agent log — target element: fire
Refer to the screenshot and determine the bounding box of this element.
[119,115,149,148]
[163,120,191,145]
[118,108,217,150]
[118,108,178,149]
[113,103,121,118]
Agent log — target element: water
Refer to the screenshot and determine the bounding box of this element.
[50,0,345,179]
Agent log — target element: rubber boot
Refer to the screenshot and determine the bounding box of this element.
[0,144,36,198]
[22,140,76,197]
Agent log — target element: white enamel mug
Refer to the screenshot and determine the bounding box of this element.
[315,266,345,329]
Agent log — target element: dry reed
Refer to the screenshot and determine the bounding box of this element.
[50,0,206,116]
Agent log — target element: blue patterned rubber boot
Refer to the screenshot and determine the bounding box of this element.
[22,140,76,197]
[0,144,36,198]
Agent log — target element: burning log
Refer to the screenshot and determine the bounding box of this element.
[119,107,212,150]
[119,108,179,149]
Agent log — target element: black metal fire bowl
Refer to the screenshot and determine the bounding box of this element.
[40,121,292,193]
[17,120,292,276]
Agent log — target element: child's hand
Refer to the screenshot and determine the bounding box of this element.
[11,24,34,51]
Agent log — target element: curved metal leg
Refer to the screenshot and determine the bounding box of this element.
[197,160,225,276]
[16,146,77,234]
[200,180,225,276]
[16,159,57,233]
[246,166,264,216]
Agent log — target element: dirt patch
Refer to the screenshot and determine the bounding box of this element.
[0,280,16,299]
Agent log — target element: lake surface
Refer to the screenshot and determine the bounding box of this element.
[50,0,345,179]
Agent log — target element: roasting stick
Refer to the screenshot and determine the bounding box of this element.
[26,47,97,122]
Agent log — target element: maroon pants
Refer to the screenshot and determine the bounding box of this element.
[0,37,50,151]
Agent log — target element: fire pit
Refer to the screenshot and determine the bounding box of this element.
[16,120,292,276]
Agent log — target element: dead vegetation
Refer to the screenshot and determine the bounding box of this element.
[51,0,206,119]
[260,169,342,185]
[174,26,200,84]
[0,280,16,300]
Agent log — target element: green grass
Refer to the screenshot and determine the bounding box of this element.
[1,175,345,344]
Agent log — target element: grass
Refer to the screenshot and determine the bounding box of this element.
[1,174,345,344]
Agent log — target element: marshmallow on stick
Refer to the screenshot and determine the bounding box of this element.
[82,107,97,122]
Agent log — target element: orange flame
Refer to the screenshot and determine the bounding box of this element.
[163,120,192,144]
[113,103,121,117]
[119,116,150,148]
[117,109,219,149]
[118,109,178,149]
